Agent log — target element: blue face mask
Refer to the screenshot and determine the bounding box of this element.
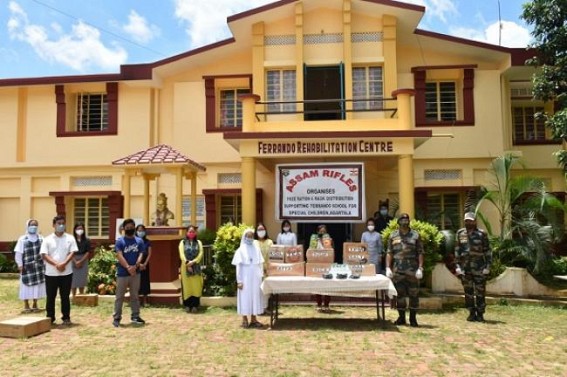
[28,225,38,234]
[56,224,66,233]
[137,231,146,238]
[380,209,388,216]
[244,238,253,245]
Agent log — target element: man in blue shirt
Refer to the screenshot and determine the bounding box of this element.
[113,218,146,327]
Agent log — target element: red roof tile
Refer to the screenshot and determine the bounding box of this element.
[112,144,206,171]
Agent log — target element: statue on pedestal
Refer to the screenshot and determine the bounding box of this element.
[152,193,175,226]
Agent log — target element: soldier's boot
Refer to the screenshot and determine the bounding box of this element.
[409,309,419,327]
[466,308,477,322]
[394,310,406,325]
[476,311,485,322]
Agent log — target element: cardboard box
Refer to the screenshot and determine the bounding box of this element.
[348,264,376,276]
[283,245,304,263]
[0,316,51,338]
[267,262,305,276]
[72,294,99,307]
[268,245,285,262]
[305,263,333,277]
[343,242,370,265]
[306,248,335,263]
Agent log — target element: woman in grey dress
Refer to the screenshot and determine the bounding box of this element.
[71,222,91,297]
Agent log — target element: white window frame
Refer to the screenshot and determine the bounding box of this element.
[75,93,108,132]
[352,66,384,110]
[73,197,110,237]
[425,81,457,122]
[266,69,296,113]
[219,88,250,128]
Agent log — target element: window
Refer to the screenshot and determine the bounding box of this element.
[182,196,206,229]
[55,82,118,137]
[426,192,462,230]
[219,88,250,128]
[512,106,547,143]
[425,82,457,122]
[266,69,296,113]
[412,67,475,126]
[219,195,242,225]
[352,66,383,110]
[76,93,108,132]
[73,197,110,237]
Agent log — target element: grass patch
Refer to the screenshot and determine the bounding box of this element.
[0,278,566,376]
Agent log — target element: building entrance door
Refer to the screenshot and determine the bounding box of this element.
[297,222,352,263]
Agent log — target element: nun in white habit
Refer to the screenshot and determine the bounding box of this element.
[231,228,264,328]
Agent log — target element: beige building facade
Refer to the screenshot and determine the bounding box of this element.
[0,0,564,252]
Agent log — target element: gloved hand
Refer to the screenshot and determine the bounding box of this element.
[385,267,393,278]
[415,268,423,280]
[482,268,490,275]
[455,267,463,275]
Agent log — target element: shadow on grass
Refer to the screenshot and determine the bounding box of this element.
[268,317,400,332]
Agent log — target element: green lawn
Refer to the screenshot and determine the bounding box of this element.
[0,276,566,377]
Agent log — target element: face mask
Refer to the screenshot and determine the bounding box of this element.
[380,209,388,216]
[283,226,290,232]
[124,228,135,236]
[257,230,266,238]
[28,225,38,234]
[244,238,253,245]
[398,219,410,228]
[367,225,375,232]
[187,231,196,239]
[137,231,145,238]
[56,224,66,233]
[75,229,84,236]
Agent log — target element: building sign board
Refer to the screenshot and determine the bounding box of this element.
[276,163,365,222]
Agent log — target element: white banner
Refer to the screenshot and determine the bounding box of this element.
[276,163,365,222]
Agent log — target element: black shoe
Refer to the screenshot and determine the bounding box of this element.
[131,317,145,325]
[112,319,120,328]
[466,309,477,322]
[62,319,72,326]
[394,310,406,325]
[409,310,419,327]
[476,312,485,322]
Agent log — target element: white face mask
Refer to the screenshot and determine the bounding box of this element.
[367,225,375,232]
[283,227,290,232]
[257,230,266,239]
[75,229,84,236]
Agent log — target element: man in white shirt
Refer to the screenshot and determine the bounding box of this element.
[40,215,78,325]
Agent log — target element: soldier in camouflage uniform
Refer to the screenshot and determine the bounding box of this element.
[385,213,424,327]
[454,212,492,322]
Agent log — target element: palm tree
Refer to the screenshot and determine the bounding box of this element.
[476,154,564,274]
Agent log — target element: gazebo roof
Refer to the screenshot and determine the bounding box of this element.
[112,144,206,171]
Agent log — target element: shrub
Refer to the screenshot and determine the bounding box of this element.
[206,223,253,296]
[87,245,117,295]
[381,218,443,273]
[0,253,18,273]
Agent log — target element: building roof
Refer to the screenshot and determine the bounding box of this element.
[111,144,206,171]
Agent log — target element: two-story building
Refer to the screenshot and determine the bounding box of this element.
[0,0,564,255]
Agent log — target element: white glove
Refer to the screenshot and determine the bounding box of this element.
[415,268,423,280]
[482,268,490,275]
[455,267,463,275]
[385,267,393,279]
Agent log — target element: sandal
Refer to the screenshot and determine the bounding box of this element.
[22,308,32,314]
[248,321,264,328]
[241,320,249,328]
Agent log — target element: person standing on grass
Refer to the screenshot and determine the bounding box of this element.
[361,217,383,274]
[310,224,334,313]
[71,223,91,298]
[454,212,492,322]
[40,215,78,325]
[112,218,146,327]
[276,219,297,246]
[136,224,152,307]
[178,225,204,313]
[386,213,424,327]
[232,228,264,328]
[255,222,273,314]
[14,219,46,313]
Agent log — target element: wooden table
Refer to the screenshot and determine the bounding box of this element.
[261,275,397,328]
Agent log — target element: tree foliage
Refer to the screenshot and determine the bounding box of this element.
[522,0,567,170]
